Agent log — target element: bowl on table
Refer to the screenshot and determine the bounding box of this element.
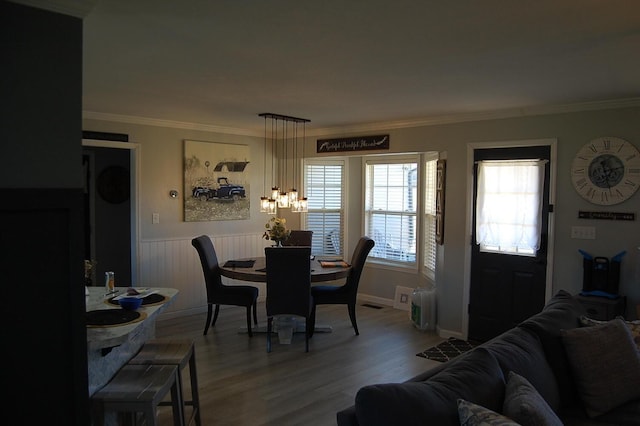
[118,296,142,311]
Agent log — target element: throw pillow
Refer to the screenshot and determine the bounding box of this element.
[579,315,640,349]
[503,371,563,426]
[561,318,640,417]
[458,399,520,426]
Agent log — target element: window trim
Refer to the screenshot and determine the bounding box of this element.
[422,152,439,280]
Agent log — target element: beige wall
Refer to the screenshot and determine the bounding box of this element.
[84,104,640,335]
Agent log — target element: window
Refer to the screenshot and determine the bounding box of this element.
[303,161,344,256]
[423,158,437,272]
[475,159,546,256]
[365,158,418,264]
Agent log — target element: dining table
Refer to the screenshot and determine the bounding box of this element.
[219,256,351,283]
[219,256,352,338]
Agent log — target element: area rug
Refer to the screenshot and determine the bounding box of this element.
[416,337,479,362]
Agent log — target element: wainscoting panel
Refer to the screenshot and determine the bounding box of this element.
[139,234,269,318]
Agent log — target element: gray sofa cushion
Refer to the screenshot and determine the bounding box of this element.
[561,399,640,426]
[519,289,586,407]
[484,327,560,411]
[561,318,640,418]
[503,371,563,426]
[354,348,505,426]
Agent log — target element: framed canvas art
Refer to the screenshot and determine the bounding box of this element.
[184,140,250,221]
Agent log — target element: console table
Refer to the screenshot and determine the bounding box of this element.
[575,294,626,321]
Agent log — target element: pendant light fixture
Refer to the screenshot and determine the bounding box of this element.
[258,113,310,214]
[259,116,270,213]
[291,119,309,213]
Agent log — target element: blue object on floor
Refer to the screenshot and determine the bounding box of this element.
[579,290,619,299]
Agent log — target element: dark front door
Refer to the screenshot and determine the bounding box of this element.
[469,145,551,342]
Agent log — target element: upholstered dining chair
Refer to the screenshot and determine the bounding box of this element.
[282,230,313,247]
[191,235,259,336]
[265,246,313,352]
[310,236,375,336]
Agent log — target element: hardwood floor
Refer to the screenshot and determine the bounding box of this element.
[154,301,444,426]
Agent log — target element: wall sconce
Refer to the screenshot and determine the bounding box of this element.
[169,190,179,198]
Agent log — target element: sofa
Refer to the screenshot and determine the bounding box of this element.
[337,290,640,426]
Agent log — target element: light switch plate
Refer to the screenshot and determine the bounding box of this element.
[152,213,160,224]
[571,226,595,239]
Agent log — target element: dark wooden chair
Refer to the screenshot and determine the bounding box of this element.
[265,246,313,352]
[282,230,313,247]
[191,235,258,336]
[311,236,375,336]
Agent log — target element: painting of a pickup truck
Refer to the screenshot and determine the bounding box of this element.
[184,140,250,221]
[192,177,246,201]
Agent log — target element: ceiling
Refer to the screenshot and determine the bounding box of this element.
[81,0,640,135]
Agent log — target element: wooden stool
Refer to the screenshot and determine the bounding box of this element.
[92,364,184,426]
[129,339,201,426]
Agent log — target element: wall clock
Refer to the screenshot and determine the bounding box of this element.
[570,136,640,205]
[97,165,130,204]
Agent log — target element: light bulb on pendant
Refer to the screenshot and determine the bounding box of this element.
[278,191,290,208]
[288,188,298,205]
[297,197,308,213]
[260,196,270,212]
[267,198,277,215]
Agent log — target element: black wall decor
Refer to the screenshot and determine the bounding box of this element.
[578,211,635,221]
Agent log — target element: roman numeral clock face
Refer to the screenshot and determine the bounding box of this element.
[571,137,640,205]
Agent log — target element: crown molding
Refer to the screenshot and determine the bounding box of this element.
[8,0,96,18]
[84,97,640,138]
[308,97,640,136]
[82,111,261,137]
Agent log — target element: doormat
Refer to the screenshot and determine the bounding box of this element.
[416,337,479,362]
[361,303,383,309]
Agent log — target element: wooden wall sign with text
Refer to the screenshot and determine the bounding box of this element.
[578,211,635,221]
[316,134,389,153]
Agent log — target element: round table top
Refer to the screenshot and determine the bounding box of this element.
[219,257,350,283]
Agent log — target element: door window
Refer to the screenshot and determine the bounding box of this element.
[475,159,546,256]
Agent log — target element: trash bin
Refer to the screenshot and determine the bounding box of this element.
[411,286,436,331]
[276,316,296,344]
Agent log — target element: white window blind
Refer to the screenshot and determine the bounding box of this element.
[365,160,418,263]
[476,159,546,255]
[304,162,344,256]
[423,159,437,271]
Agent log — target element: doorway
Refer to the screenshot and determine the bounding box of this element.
[82,139,140,287]
[465,140,555,342]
